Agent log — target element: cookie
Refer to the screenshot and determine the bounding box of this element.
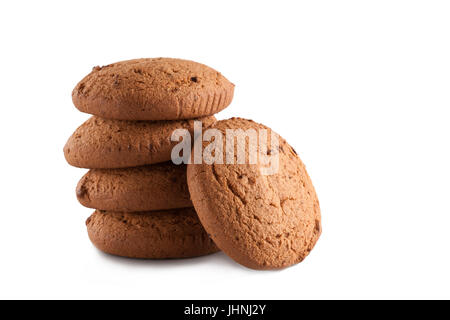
[86,208,219,259]
[72,58,234,121]
[77,162,192,212]
[187,118,321,270]
[64,115,216,169]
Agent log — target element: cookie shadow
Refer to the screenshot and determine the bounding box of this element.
[96,250,242,270]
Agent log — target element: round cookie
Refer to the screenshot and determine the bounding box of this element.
[77,162,192,212]
[187,118,321,270]
[86,208,219,259]
[72,58,234,121]
[64,115,216,169]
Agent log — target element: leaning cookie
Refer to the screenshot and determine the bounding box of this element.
[64,115,215,169]
[76,162,192,212]
[73,58,234,121]
[86,208,219,259]
[187,118,321,270]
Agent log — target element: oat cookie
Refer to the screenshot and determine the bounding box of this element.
[187,118,321,270]
[72,58,234,120]
[64,115,215,169]
[77,162,192,212]
[86,208,219,259]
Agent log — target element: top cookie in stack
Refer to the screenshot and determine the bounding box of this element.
[72,57,234,121]
[64,58,234,259]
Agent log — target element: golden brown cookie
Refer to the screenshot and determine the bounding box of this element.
[77,162,192,212]
[86,208,219,259]
[64,115,215,169]
[187,118,321,270]
[72,58,234,120]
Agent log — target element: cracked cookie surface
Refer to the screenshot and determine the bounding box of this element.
[72,58,234,120]
[187,118,321,270]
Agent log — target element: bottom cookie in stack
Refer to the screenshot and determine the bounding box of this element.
[86,208,219,259]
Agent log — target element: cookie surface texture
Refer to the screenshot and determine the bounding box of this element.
[77,162,192,212]
[64,115,216,168]
[72,58,234,120]
[86,208,219,259]
[187,118,321,270]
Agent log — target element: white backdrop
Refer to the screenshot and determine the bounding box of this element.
[0,0,449,299]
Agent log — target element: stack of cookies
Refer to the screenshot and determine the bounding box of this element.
[64,58,235,259]
[65,57,322,270]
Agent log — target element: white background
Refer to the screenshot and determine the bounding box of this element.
[0,0,449,299]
